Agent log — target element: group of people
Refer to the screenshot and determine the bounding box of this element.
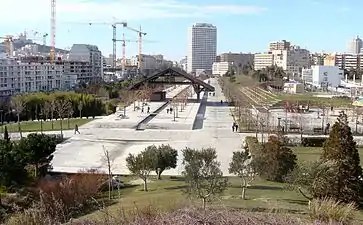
[166,107,173,114]
[232,122,239,132]
[141,106,151,113]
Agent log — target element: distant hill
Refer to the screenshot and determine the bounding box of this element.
[12,42,69,54]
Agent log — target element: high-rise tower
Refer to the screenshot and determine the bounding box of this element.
[187,23,217,74]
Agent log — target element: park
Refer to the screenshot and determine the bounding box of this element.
[1,67,363,224]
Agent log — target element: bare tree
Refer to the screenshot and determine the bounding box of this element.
[78,102,83,118]
[50,98,57,130]
[11,95,25,138]
[103,146,119,200]
[66,102,74,129]
[55,99,72,136]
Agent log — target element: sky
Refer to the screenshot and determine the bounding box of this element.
[0,0,361,60]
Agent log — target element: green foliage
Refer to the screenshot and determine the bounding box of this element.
[19,133,57,178]
[313,112,363,204]
[0,140,28,188]
[126,149,155,191]
[182,147,228,209]
[309,197,357,224]
[3,127,9,143]
[229,149,256,199]
[144,144,178,180]
[253,135,297,182]
[301,137,327,147]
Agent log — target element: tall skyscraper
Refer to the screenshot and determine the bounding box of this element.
[187,23,217,74]
[348,35,362,54]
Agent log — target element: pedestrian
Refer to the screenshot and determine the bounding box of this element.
[235,124,239,132]
[147,106,150,113]
[75,124,80,134]
[232,122,236,132]
[141,107,144,113]
[170,107,173,114]
[166,108,169,114]
[220,100,223,104]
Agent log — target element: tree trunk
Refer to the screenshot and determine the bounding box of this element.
[40,120,43,133]
[51,111,54,130]
[157,169,163,180]
[124,106,126,117]
[17,114,22,138]
[143,179,148,191]
[60,118,63,137]
[241,177,247,199]
[34,164,38,178]
[242,187,246,200]
[79,110,82,118]
[67,117,70,129]
[202,197,206,210]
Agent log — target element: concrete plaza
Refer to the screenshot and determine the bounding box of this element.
[51,78,244,176]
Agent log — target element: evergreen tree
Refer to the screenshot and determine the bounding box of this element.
[313,111,363,203]
[3,126,9,143]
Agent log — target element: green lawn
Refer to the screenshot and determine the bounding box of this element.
[277,93,353,108]
[1,118,93,133]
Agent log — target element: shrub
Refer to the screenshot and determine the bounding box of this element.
[301,137,327,147]
[244,136,262,156]
[34,173,105,222]
[309,198,356,224]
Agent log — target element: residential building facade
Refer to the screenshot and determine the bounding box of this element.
[212,62,231,76]
[187,23,217,74]
[218,52,254,67]
[0,57,77,96]
[324,53,363,70]
[348,36,362,54]
[302,65,343,88]
[269,40,291,51]
[68,44,103,82]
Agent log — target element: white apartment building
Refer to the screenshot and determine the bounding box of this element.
[187,23,217,74]
[348,36,362,54]
[254,53,274,70]
[269,40,291,51]
[179,56,187,71]
[254,47,310,76]
[212,62,231,76]
[302,65,343,88]
[68,44,103,82]
[0,58,77,96]
[324,53,363,70]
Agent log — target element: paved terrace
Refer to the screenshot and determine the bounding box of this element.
[50,78,244,176]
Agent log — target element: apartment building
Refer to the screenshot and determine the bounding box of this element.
[324,53,363,70]
[254,46,310,77]
[218,52,253,67]
[348,36,362,54]
[302,65,343,88]
[187,23,217,73]
[310,53,326,65]
[212,62,231,76]
[269,40,291,51]
[67,44,103,82]
[0,57,77,96]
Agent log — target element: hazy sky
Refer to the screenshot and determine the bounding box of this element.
[0,0,359,60]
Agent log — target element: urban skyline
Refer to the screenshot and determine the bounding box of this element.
[0,0,361,60]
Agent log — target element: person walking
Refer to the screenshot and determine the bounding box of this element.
[147,106,150,113]
[75,124,80,134]
[235,124,239,132]
[141,107,144,113]
[232,122,236,132]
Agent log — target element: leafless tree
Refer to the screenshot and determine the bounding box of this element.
[50,98,57,130]
[103,145,119,200]
[66,102,74,129]
[11,95,25,138]
[55,99,72,136]
[78,102,83,118]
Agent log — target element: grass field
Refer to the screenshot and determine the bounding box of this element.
[0,118,93,133]
[277,93,353,108]
[78,145,363,223]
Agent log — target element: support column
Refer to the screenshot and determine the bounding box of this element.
[192,84,202,101]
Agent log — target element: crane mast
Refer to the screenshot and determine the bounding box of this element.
[50,0,56,64]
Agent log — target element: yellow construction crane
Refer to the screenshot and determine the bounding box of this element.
[0,36,13,56]
[124,25,146,73]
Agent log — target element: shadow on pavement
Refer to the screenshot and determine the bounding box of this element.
[205,101,230,107]
[192,92,208,130]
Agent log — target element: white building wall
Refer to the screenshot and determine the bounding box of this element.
[254,53,274,70]
[302,65,343,88]
[212,62,230,76]
[0,58,77,96]
[187,23,217,74]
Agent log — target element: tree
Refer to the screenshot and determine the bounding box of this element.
[78,102,83,118]
[182,147,228,209]
[253,135,297,182]
[19,133,57,178]
[3,126,9,143]
[229,149,256,199]
[126,149,154,191]
[11,95,25,138]
[103,146,116,200]
[145,144,178,180]
[55,99,72,136]
[312,112,363,204]
[65,101,74,129]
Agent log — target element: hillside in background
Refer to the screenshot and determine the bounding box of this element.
[12,42,69,54]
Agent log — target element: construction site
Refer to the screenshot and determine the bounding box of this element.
[221,77,363,136]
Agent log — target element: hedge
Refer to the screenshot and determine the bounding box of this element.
[301,137,327,147]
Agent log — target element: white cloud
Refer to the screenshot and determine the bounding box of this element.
[0,0,266,25]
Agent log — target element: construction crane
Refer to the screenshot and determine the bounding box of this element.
[79,21,127,71]
[118,33,157,71]
[124,25,146,73]
[0,36,13,56]
[31,31,48,45]
[50,0,56,63]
